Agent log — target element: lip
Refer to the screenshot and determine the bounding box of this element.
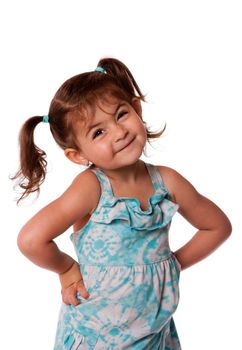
[117,137,135,152]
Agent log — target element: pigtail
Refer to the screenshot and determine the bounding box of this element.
[97,58,146,102]
[12,57,165,205]
[12,116,48,203]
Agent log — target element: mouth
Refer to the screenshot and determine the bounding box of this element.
[117,137,135,152]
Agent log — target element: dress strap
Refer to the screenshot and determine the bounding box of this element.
[91,163,172,203]
[145,163,171,197]
[90,167,113,204]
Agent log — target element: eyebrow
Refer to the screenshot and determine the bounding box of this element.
[86,102,127,136]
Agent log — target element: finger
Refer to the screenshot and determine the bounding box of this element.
[77,281,90,299]
[69,294,81,306]
[62,289,81,306]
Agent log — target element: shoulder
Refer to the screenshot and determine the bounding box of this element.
[59,168,101,215]
[157,166,198,204]
[156,165,232,233]
[18,169,103,242]
[72,168,101,192]
[157,165,201,217]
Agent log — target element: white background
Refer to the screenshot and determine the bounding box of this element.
[1,1,241,349]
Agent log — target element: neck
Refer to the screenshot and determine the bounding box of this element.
[99,160,144,184]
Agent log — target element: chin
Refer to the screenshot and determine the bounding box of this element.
[118,153,143,167]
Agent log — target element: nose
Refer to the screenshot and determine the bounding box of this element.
[113,124,128,142]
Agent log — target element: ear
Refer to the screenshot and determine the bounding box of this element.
[132,97,142,117]
[64,148,89,166]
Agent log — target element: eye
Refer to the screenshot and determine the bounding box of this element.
[93,129,104,139]
[117,110,128,120]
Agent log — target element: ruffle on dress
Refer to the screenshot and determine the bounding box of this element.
[91,190,179,231]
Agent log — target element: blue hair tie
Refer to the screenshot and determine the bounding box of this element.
[95,66,106,74]
[42,115,49,123]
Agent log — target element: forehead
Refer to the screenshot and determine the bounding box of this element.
[79,94,128,125]
[95,94,123,114]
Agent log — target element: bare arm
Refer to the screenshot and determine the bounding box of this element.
[159,167,232,270]
[17,170,101,304]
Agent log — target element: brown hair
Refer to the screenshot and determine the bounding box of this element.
[12,57,164,203]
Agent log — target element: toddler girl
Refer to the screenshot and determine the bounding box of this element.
[13,58,232,349]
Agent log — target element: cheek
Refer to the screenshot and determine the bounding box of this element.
[92,141,112,154]
[135,120,147,138]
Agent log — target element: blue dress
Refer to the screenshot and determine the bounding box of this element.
[54,163,182,349]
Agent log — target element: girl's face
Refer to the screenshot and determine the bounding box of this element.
[67,96,147,171]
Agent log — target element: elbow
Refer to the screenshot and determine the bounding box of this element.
[225,214,232,236]
[226,221,232,238]
[17,229,29,255]
[17,229,38,256]
[219,217,232,241]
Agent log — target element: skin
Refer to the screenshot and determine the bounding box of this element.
[17,97,232,306]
